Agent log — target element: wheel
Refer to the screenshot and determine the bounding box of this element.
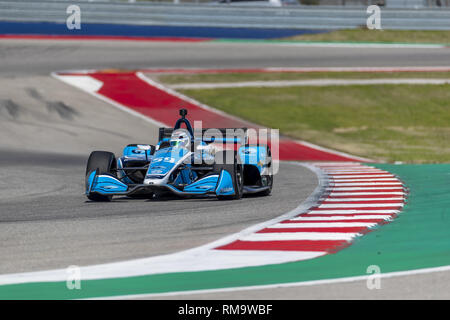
[85,151,116,202]
[214,151,244,200]
[243,144,273,197]
[260,145,273,196]
[260,174,273,196]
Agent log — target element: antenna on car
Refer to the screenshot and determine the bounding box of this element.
[179,109,188,119]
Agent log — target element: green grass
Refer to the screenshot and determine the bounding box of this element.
[179,84,450,163]
[156,71,450,85]
[283,29,450,45]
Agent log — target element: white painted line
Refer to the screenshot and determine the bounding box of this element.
[331,178,398,182]
[316,163,365,166]
[241,232,358,241]
[314,164,363,168]
[267,222,377,228]
[0,249,322,286]
[318,203,403,208]
[323,168,389,174]
[327,192,405,196]
[308,210,399,215]
[331,175,395,179]
[330,174,397,180]
[266,66,450,73]
[325,167,382,169]
[323,167,383,170]
[326,172,389,175]
[322,166,381,170]
[290,215,393,221]
[322,198,404,202]
[313,162,366,169]
[332,182,403,186]
[101,264,450,300]
[167,79,450,89]
[326,187,405,191]
[326,171,388,175]
[56,75,103,92]
[143,67,450,73]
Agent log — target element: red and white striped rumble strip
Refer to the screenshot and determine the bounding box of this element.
[216,163,407,257]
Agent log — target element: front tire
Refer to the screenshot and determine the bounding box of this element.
[260,174,273,196]
[214,151,244,200]
[85,151,116,202]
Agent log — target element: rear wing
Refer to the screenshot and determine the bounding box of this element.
[158,127,248,144]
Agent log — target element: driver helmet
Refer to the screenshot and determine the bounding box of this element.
[170,129,191,149]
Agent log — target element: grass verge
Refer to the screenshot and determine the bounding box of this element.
[156,71,450,85]
[282,29,450,45]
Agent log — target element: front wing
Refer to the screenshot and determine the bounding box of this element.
[85,169,237,199]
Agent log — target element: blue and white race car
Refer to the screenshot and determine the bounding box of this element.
[85,109,273,201]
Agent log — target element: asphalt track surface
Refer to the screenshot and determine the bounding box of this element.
[0,151,315,274]
[1,39,449,298]
[1,39,450,77]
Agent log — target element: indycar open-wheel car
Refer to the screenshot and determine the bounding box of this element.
[85,109,273,201]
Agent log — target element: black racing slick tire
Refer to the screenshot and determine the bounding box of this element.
[260,174,273,196]
[85,151,117,202]
[214,151,244,200]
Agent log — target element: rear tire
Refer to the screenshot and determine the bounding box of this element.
[214,151,244,200]
[85,151,116,202]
